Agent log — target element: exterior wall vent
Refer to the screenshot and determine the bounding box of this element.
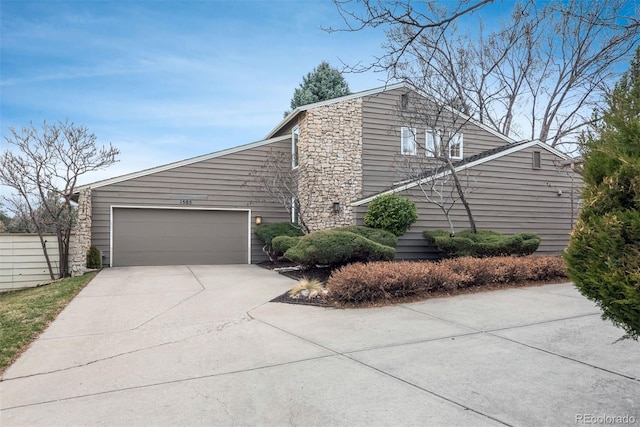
[400,93,409,110]
[532,151,541,169]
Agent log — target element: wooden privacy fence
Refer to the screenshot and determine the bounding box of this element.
[0,234,61,291]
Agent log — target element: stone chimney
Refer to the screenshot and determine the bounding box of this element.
[297,98,363,231]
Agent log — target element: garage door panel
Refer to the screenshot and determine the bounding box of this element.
[112,208,248,266]
[117,249,247,266]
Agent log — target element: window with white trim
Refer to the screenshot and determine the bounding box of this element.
[401,127,417,155]
[425,129,441,158]
[448,132,463,159]
[292,126,299,169]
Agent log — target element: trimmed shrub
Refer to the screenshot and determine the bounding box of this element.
[327,256,566,306]
[86,245,101,269]
[284,230,395,266]
[423,229,540,258]
[439,256,566,287]
[272,235,301,254]
[333,225,398,248]
[364,193,418,236]
[255,222,304,260]
[327,261,471,305]
[255,222,304,245]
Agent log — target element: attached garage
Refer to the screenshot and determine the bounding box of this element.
[111,207,250,267]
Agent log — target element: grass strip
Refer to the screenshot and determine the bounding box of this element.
[0,273,97,374]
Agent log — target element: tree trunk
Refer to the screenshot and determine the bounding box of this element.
[37,233,56,280]
[446,159,477,233]
[440,205,456,236]
[57,227,71,278]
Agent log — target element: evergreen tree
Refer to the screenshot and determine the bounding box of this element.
[285,61,351,116]
[565,46,640,339]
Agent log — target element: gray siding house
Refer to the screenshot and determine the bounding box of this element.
[73,82,581,269]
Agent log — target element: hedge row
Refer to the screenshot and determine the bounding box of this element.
[423,229,540,258]
[327,256,567,306]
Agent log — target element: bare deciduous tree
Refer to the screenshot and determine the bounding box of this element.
[395,94,478,233]
[331,0,639,150]
[0,120,119,279]
[246,149,310,234]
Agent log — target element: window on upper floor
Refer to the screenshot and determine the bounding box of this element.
[292,126,299,169]
[426,129,441,158]
[448,132,463,160]
[401,127,417,155]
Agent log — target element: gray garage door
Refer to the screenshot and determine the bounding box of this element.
[112,208,249,267]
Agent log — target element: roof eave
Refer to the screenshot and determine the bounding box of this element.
[75,134,290,192]
[352,140,570,206]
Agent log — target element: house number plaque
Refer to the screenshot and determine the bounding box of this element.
[170,194,207,205]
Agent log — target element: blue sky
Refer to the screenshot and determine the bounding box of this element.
[1,0,388,186]
[1,0,630,190]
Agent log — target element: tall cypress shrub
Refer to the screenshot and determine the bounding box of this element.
[564,47,640,339]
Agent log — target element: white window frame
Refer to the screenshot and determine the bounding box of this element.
[448,132,463,160]
[425,129,441,158]
[292,126,299,169]
[401,127,417,155]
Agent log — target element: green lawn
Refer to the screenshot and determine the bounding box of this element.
[0,273,96,374]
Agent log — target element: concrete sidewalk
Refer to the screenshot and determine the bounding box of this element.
[1,265,638,426]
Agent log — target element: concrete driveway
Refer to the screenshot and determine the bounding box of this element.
[1,265,638,426]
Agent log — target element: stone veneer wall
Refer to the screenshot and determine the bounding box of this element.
[297,98,363,231]
[69,188,92,276]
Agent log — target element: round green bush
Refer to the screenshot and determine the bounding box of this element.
[284,230,395,266]
[86,245,102,269]
[364,194,418,236]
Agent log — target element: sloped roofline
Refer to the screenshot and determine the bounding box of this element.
[352,140,570,206]
[76,134,290,191]
[265,82,411,139]
[266,81,518,146]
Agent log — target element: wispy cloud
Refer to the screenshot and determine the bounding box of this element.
[1,0,386,187]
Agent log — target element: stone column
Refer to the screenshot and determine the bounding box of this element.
[69,188,92,275]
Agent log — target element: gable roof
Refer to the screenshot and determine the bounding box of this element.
[76,134,290,191]
[352,139,570,206]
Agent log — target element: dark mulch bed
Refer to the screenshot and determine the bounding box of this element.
[258,261,334,307]
[257,260,299,270]
[270,291,333,307]
[257,261,333,282]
